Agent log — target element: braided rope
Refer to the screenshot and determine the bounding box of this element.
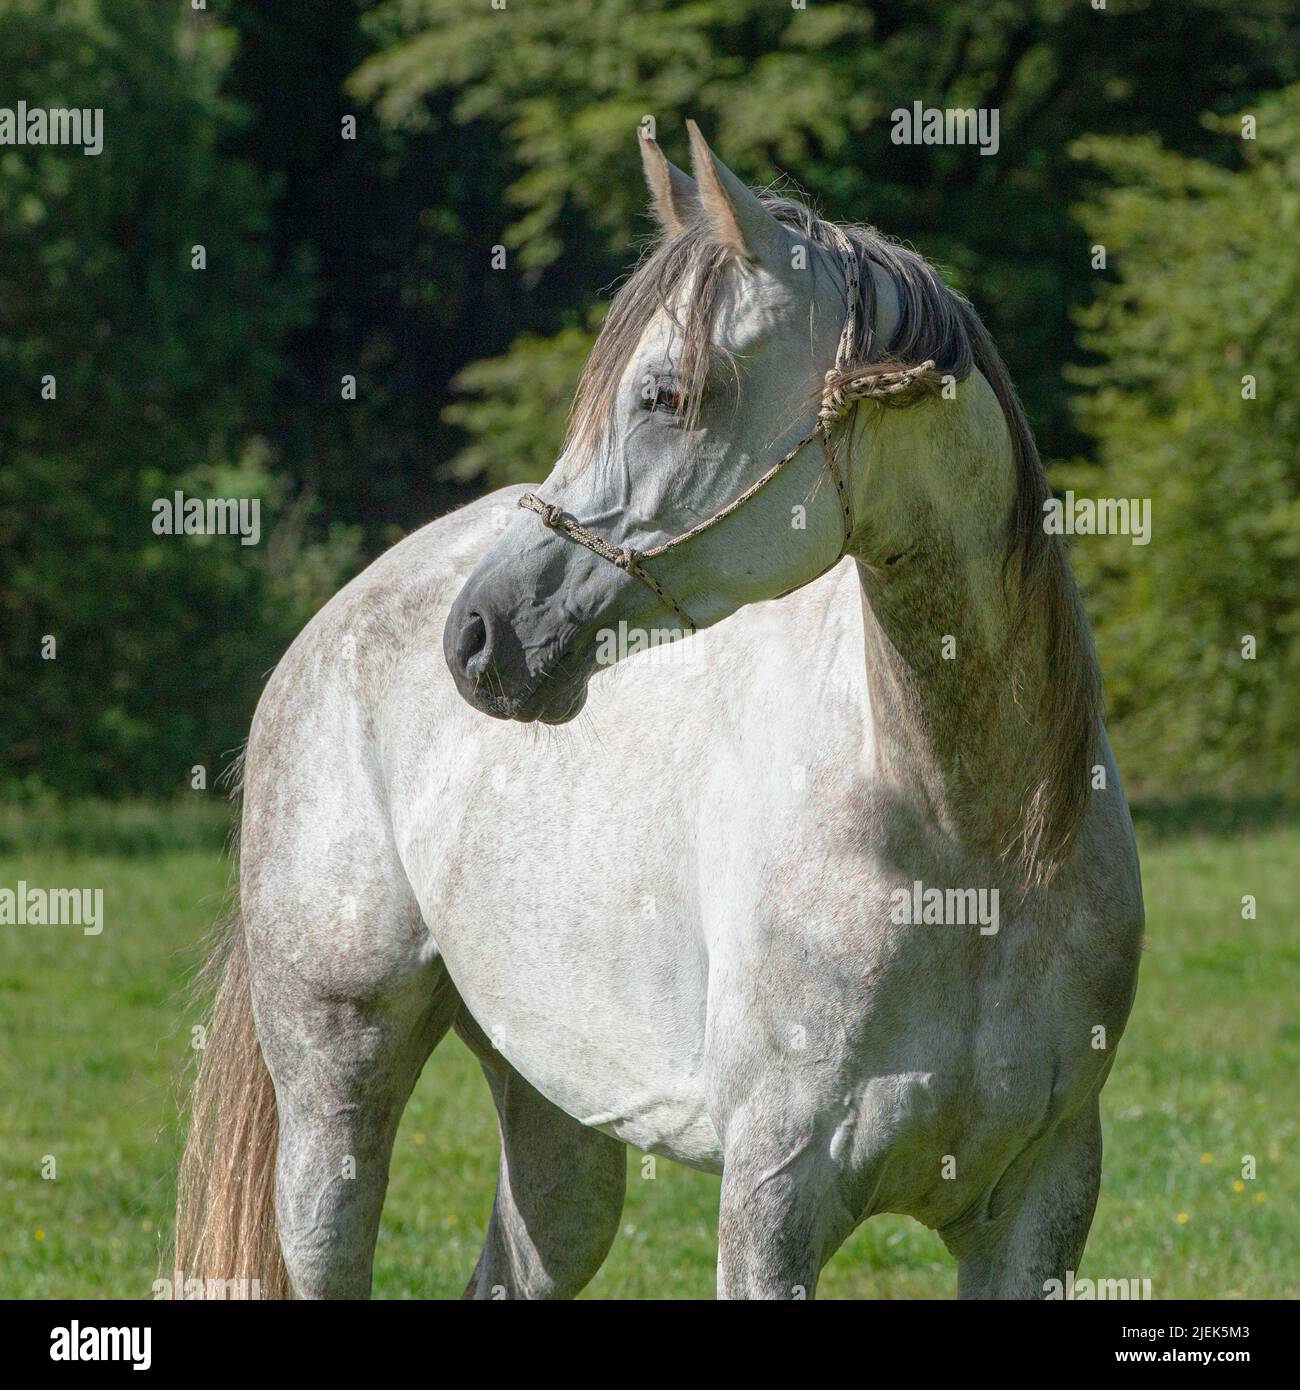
[518,230,937,631]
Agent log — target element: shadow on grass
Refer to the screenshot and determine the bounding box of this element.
[1129,792,1300,842]
[0,798,234,857]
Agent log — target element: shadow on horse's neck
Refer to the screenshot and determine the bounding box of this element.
[840,290,1101,888]
[850,495,1084,887]
[854,560,1032,872]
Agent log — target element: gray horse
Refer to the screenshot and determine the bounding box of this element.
[176,123,1143,1300]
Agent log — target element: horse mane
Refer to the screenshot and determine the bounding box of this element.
[566,191,1101,888]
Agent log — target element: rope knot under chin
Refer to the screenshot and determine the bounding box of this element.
[614,547,638,572]
[538,502,564,529]
[819,372,848,424]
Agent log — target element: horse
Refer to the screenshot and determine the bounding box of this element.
[175,122,1144,1300]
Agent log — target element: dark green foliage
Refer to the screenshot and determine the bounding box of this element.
[1065,85,1300,793]
[355,0,1298,478]
[0,1,331,797]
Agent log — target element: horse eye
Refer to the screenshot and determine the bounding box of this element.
[649,379,685,415]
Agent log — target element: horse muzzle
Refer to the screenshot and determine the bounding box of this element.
[443,578,590,724]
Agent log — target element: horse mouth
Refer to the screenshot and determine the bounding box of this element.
[511,667,589,724]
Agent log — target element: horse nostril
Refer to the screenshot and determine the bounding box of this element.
[456,611,490,678]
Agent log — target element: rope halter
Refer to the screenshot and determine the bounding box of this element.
[518,226,936,631]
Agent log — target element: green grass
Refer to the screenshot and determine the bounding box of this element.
[1,807,1295,1298]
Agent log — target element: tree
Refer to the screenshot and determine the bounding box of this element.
[1063,84,1300,792]
[0,0,339,798]
[353,0,1299,485]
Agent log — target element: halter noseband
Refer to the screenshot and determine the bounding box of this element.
[517,227,935,631]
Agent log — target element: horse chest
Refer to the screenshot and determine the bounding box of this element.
[835,961,1090,1197]
[727,859,1105,1215]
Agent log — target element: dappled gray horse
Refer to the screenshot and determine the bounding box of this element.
[177,123,1143,1299]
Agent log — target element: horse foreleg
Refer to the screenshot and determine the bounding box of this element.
[253,944,459,1298]
[952,1098,1103,1300]
[457,1015,626,1300]
[715,1101,860,1301]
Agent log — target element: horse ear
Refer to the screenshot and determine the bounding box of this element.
[638,130,698,237]
[685,119,787,265]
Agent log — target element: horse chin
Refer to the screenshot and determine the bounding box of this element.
[514,672,589,725]
[537,689,587,724]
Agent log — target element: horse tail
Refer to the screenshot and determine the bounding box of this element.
[173,905,289,1299]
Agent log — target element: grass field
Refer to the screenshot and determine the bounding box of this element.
[1,800,1295,1299]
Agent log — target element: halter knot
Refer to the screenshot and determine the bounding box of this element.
[614,547,638,572]
[819,369,849,424]
[538,503,564,529]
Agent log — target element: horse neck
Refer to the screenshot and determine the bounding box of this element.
[853,529,1054,876]
[830,251,1101,881]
